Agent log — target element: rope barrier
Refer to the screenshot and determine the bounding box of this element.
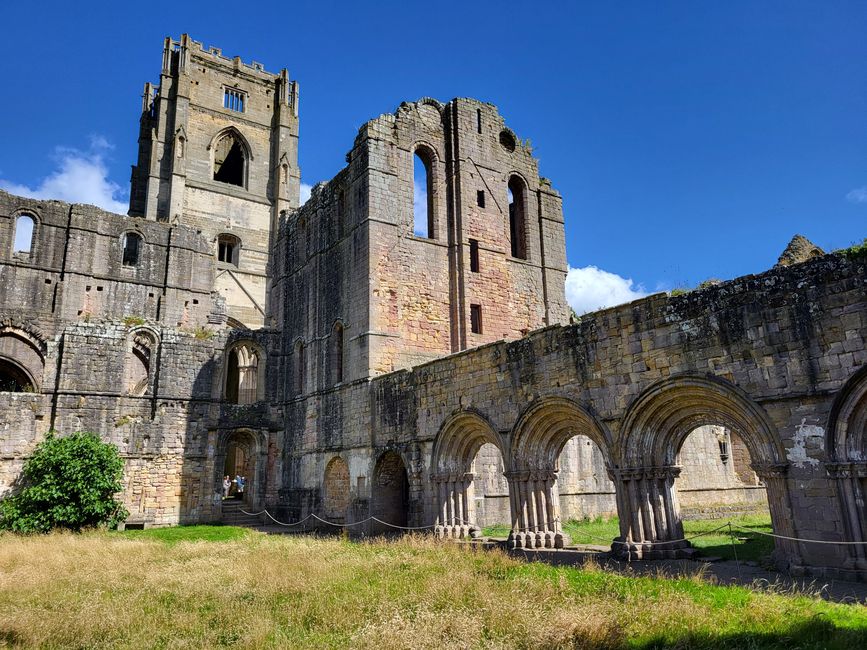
[239,509,867,547]
[242,508,438,531]
[729,523,867,545]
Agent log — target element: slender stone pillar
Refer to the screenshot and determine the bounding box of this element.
[827,463,867,570]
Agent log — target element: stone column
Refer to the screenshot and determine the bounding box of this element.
[506,470,530,548]
[610,466,691,559]
[827,463,867,571]
[753,463,802,571]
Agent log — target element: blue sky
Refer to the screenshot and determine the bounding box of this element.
[1,1,864,313]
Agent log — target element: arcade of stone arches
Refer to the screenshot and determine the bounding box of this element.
[315,371,867,568]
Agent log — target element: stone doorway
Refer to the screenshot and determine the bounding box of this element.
[371,451,408,534]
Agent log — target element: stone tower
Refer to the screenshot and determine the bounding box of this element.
[129,34,300,328]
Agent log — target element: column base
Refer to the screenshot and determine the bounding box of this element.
[611,538,696,560]
[508,530,567,549]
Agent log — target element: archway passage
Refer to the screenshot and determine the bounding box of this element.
[617,376,795,565]
[827,366,867,571]
[509,398,615,549]
[674,425,772,562]
[555,434,617,524]
[470,443,509,533]
[371,451,409,534]
[220,432,257,507]
[0,358,33,392]
[430,411,504,538]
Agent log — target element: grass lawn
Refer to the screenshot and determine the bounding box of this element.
[484,514,775,562]
[0,527,864,648]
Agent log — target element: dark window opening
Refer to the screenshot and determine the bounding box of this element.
[122,233,142,267]
[508,176,527,260]
[224,88,245,112]
[218,235,239,266]
[470,304,483,334]
[476,108,482,134]
[476,190,485,208]
[469,239,480,273]
[226,348,240,404]
[13,214,34,255]
[213,133,246,187]
[0,359,33,393]
[413,148,435,239]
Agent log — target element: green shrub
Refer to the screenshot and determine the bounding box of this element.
[0,431,128,533]
[839,238,867,260]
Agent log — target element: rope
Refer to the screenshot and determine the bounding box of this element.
[238,509,867,547]
[730,523,867,545]
[241,508,438,531]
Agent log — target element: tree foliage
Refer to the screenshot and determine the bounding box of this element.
[0,431,128,533]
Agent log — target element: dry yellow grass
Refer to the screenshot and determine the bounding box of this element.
[0,529,864,649]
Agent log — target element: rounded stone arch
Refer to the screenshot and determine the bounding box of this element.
[619,374,784,468]
[10,208,39,257]
[430,408,506,476]
[0,326,46,392]
[826,365,867,566]
[223,339,265,405]
[416,96,444,112]
[826,365,867,463]
[510,396,615,471]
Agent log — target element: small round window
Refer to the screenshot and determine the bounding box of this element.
[499,130,516,153]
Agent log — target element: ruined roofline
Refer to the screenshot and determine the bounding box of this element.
[0,188,130,219]
[371,245,857,386]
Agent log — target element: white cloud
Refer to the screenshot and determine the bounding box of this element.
[300,182,312,205]
[565,265,649,316]
[0,137,128,214]
[846,186,867,204]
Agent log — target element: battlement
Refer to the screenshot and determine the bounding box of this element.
[163,34,283,81]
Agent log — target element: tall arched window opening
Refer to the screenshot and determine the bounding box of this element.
[330,322,344,385]
[413,149,435,238]
[507,176,527,259]
[13,214,35,256]
[225,343,261,405]
[213,132,247,187]
[122,232,142,267]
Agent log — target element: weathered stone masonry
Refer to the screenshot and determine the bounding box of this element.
[0,34,865,582]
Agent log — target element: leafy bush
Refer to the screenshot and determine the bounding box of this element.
[0,432,128,533]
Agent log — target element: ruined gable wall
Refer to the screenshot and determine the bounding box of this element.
[361,98,569,376]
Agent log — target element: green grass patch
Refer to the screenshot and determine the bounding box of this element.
[117,523,253,545]
[486,513,776,562]
[0,531,864,648]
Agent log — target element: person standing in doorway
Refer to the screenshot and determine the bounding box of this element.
[237,475,245,499]
[223,475,231,499]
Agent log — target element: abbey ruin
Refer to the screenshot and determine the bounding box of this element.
[0,35,865,581]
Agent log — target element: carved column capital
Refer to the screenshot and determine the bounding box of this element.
[751,462,789,480]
